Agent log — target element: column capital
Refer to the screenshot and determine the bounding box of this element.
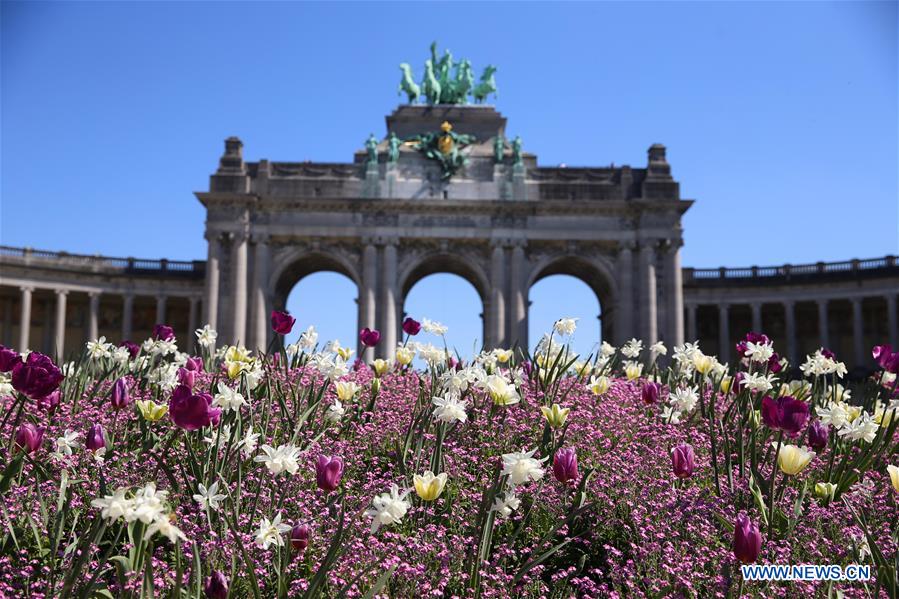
[250,232,270,245]
[19,285,34,293]
[490,238,510,250]
[661,237,684,251]
[816,297,829,307]
[88,290,103,299]
[782,298,796,308]
[376,236,399,247]
[204,230,225,243]
[55,289,69,297]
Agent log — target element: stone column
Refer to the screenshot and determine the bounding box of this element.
[615,242,634,344]
[18,286,33,350]
[718,303,730,363]
[87,292,101,341]
[188,296,199,353]
[155,294,167,325]
[379,240,398,360]
[203,232,222,330]
[686,303,698,342]
[664,240,684,346]
[54,289,68,358]
[231,231,249,345]
[851,297,864,368]
[358,241,378,361]
[638,242,657,345]
[508,242,528,350]
[784,300,797,365]
[2,298,11,346]
[490,242,507,348]
[816,299,829,349]
[750,302,762,333]
[886,294,897,348]
[122,293,134,341]
[250,234,271,351]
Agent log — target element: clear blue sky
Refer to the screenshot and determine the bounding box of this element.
[2,1,896,356]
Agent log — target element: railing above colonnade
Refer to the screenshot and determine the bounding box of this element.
[684,255,898,286]
[0,246,206,279]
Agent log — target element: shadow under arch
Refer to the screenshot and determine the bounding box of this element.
[269,249,361,312]
[527,254,618,343]
[398,252,490,347]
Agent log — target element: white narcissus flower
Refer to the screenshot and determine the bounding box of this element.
[366,484,412,532]
[621,339,644,359]
[55,430,80,457]
[213,382,247,412]
[432,395,468,424]
[744,341,774,363]
[650,341,667,356]
[740,371,776,394]
[255,512,291,550]
[816,402,850,429]
[193,482,227,511]
[239,429,260,458]
[326,399,346,423]
[298,325,318,350]
[600,341,616,357]
[195,324,218,348]
[254,444,302,476]
[837,413,879,444]
[144,517,187,544]
[553,318,578,336]
[491,491,521,518]
[127,483,169,524]
[91,488,132,522]
[86,337,112,359]
[669,387,698,414]
[501,448,547,487]
[421,318,448,336]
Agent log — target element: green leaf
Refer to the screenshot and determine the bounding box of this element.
[360,564,398,599]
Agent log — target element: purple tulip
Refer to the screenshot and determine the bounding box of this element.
[821,348,836,360]
[11,352,64,400]
[767,352,783,373]
[203,571,229,599]
[315,455,344,492]
[873,344,899,373]
[761,395,809,437]
[359,328,381,348]
[733,513,763,564]
[0,345,20,372]
[178,368,197,389]
[14,423,44,454]
[641,382,661,405]
[110,378,131,410]
[38,390,60,413]
[671,443,695,479]
[169,385,221,431]
[731,372,746,394]
[402,317,421,336]
[271,310,296,335]
[119,340,140,359]
[552,447,579,485]
[184,356,204,372]
[290,523,312,551]
[153,324,175,341]
[807,420,829,451]
[85,424,105,452]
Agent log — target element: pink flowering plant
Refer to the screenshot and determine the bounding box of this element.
[0,319,896,597]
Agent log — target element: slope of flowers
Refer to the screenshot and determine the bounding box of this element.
[0,316,897,598]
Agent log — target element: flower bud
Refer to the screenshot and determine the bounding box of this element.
[203,571,228,599]
[552,447,579,485]
[85,424,105,452]
[814,482,837,500]
[110,378,130,410]
[807,420,829,451]
[413,471,448,501]
[641,382,661,405]
[733,513,762,564]
[402,317,421,336]
[270,310,296,335]
[14,423,44,453]
[315,455,344,492]
[153,324,175,341]
[290,523,311,551]
[359,328,381,348]
[540,403,570,428]
[670,443,695,479]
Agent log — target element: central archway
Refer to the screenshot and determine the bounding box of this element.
[398,251,489,359]
[527,254,617,355]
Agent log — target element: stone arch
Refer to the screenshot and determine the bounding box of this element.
[526,253,618,344]
[268,247,362,312]
[398,250,491,347]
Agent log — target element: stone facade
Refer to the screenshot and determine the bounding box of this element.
[198,105,689,360]
[0,104,896,372]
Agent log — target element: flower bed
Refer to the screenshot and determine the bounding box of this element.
[0,318,896,597]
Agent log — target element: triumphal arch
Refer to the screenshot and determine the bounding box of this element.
[197,45,691,359]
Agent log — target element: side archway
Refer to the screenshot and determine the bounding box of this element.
[526,254,618,354]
